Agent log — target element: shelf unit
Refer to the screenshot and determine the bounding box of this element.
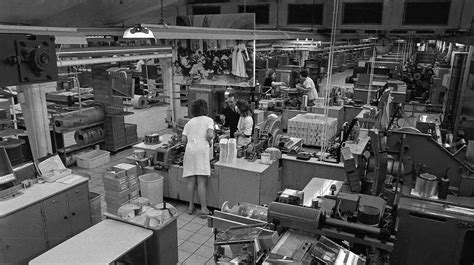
[51,115,105,165]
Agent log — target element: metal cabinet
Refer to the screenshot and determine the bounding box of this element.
[0,204,47,265]
[42,182,91,248]
[0,179,91,265]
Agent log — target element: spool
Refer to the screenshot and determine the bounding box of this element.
[144,133,160,145]
[131,95,148,109]
[74,126,105,145]
[74,129,91,145]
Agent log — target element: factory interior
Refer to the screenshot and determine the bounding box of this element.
[1,0,474,264]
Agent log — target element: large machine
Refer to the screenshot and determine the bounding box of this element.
[208,125,474,264]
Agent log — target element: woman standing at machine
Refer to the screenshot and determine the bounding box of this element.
[182,99,214,217]
[235,100,254,148]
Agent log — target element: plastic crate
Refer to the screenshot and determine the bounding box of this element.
[76,150,110,169]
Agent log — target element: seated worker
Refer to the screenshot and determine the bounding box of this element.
[235,100,254,148]
[296,69,319,105]
[263,69,286,89]
[219,94,240,138]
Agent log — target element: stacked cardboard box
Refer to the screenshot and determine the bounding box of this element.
[103,163,140,214]
[92,64,137,152]
[288,113,338,147]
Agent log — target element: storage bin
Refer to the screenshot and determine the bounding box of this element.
[89,192,102,225]
[139,173,164,205]
[76,150,110,169]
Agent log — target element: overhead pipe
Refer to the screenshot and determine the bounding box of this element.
[57,46,172,57]
[57,53,172,67]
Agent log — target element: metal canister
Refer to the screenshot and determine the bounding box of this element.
[415,173,438,198]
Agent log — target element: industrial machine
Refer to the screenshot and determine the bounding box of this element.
[242,116,301,161]
[0,34,58,86]
[209,177,392,264]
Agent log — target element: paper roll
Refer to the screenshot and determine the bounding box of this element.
[131,95,147,109]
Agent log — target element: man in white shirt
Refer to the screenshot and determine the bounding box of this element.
[297,69,319,105]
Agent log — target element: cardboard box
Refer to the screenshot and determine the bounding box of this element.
[102,174,128,192]
[104,168,127,180]
[105,194,130,205]
[104,187,130,200]
[112,163,138,178]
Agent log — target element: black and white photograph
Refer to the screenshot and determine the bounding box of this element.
[0,1,473,265]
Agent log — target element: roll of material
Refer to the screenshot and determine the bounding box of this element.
[358,205,380,226]
[55,106,105,129]
[74,126,105,145]
[144,133,160,145]
[302,95,308,108]
[131,95,148,109]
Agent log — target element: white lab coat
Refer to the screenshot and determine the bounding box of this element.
[182,116,214,177]
[236,115,253,148]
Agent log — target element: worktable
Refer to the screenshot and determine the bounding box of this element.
[280,154,345,190]
[0,175,87,217]
[0,175,91,265]
[29,219,153,265]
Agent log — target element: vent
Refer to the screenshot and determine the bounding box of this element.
[239,5,270,25]
[341,29,357,34]
[404,2,450,25]
[416,30,435,34]
[287,4,324,25]
[391,30,408,34]
[192,6,221,15]
[343,3,383,24]
[318,29,332,34]
[364,30,378,34]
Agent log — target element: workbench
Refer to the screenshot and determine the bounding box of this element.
[167,164,220,208]
[280,154,345,190]
[0,175,91,265]
[29,219,153,265]
[215,158,280,206]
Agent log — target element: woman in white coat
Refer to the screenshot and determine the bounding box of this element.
[235,100,254,148]
[182,99,214,217]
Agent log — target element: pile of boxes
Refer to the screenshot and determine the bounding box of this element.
[288,113,338,147]
[103,163,140,214]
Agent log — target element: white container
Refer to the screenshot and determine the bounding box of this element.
[227,138,237,163]
[139,173,163,205]
[76,150,110,169]
[219,139,229,163]
[260,152,271,164]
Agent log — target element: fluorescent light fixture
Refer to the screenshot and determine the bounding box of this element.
[123,24,155,39]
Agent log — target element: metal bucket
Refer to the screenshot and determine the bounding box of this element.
[415,173,438,198]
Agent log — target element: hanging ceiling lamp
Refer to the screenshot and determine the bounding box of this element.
[123,24,155,39]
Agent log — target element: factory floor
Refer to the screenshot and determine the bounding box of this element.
[71,146,216,264]
[68,69,354,264]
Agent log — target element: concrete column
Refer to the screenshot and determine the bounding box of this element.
[16,82,55,162]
